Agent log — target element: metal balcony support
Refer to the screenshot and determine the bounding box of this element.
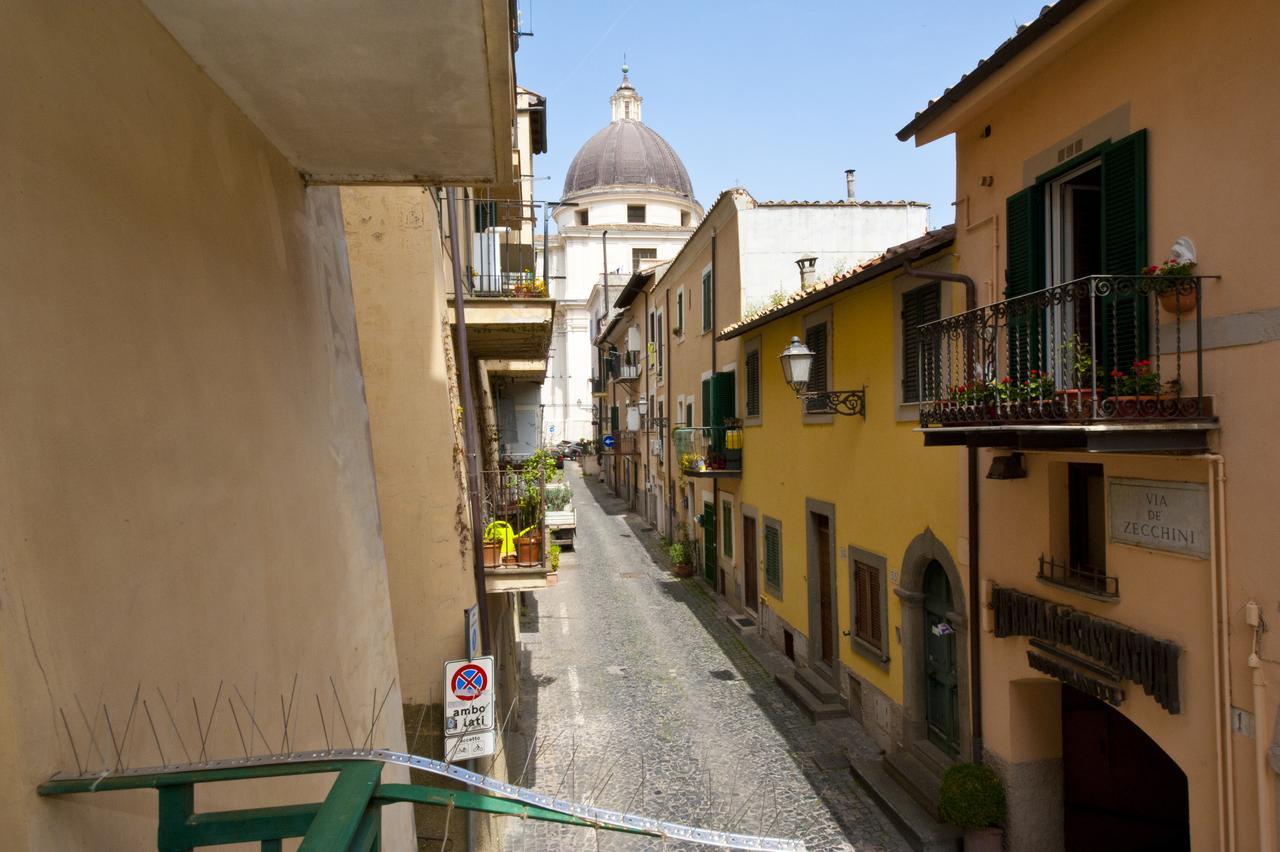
[796,387,867,418]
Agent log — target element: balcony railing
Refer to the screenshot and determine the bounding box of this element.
[462,197,546,298]
[918,275,1214,428]
[673,424,743,476]
[478,466,547,578]
[1037,554,1118,598]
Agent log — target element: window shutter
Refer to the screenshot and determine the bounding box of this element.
[702,271,713,332]
[686,402,693,429]
[804,323,828,414]
[712,371,735,427]
[1005,185,1045,379]
[764,525,781,589]
[854,561,883,652]
[1101,129,1149,376]
[867,565,882,649]
[610,405,619,433]
[701,377,712,427]
[745,350,761,417]
[677,292,684,333]
[901,283,940,403]
[722,501,733,557]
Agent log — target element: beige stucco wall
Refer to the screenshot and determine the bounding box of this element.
[0,1,411,848]
[343,186,475,705]
[920,0,1280,847]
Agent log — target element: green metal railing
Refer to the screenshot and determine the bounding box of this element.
[38,758,645,851]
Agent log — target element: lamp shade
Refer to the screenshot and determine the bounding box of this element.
[779,336,814,394]
[636,396,648,416]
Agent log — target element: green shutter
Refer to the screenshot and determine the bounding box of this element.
[701,377,712,427]
[702,271,713,332]
[1100,129,1149,376]
[702,500,716,582]
[686,402,692,428]
[745,350,761,417]
[722,500,733,557]
[764,524,781,589]
[902,282,940,403]
[1005,185,1044,379]
[677,292,684,333]
[610,405,619,432]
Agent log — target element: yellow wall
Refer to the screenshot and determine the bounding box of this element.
[0,1,410,847]
[916,0,1280,846]
[740,254,963,706]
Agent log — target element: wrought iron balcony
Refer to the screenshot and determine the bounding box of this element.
[673,424,743,477]
[1037,553,1118,598]
[462,197,547,298]
[478,466,555,591]
[916,275,1217,452]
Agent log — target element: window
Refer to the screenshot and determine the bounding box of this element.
[849,546,889,665]
[1068,463,1107,589]
[610,404,619,432]
[701,269,713,333]
[763,518,782,595]
[675,289,685,335]
[632,247,657,271]
[576,209,589,226]
[655,311,664,377]
[901,282,941,403]
[686,401,693,430]
[627,205,646,224]
[744,342,761,419]
[681,210,691,227]
[803,320,829,415]
[722,499,734,558]
[1006,129,1147,380]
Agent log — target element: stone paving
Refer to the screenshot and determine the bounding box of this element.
[502,466,909,852]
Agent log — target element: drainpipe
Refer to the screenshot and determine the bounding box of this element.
[446,188,491,656]
[446,188,486,852]
[1206,454,1237,851]
[711,232,719,593]
[644,287,651,524]
[665,285,674,539]
[902,259,983,762]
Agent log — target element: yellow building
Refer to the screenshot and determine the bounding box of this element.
[719,230,969,767]
[899,0,1280,848]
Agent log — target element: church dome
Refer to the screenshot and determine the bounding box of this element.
[562,73,695,200]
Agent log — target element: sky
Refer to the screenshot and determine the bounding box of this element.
[515,1,1052,229]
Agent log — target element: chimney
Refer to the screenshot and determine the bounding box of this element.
[845,169,856,200]
[796,256,818,288]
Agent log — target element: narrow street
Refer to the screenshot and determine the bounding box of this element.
[504,466,909,852]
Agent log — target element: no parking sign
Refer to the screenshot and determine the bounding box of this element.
[443,656,495,760]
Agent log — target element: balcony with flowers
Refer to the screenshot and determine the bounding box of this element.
[674,420,744,478]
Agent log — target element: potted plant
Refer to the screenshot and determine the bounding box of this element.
[515,523,543,566]
[1146,258,1198,314]
[668,540,694,577]
[546,544,561,585]
[1057,334,1096,412]
[938,763,1007,852]
[1108,359,1164,416]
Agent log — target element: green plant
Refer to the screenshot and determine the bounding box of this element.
[938,763,1006,830]
[545,484,572,512]
[549,544,561,572]
[668,541,689,567]
[1021,369,1055,401]
[1145,258,1195,279]
[1061,333,1094,387]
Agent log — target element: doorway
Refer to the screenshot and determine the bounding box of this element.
[806,503,837,680]
[701,499,716,585]
[1062,687,1190,850]
[743,514,759,614]
[923,560,959,756]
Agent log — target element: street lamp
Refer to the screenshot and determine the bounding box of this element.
[778,336,867,417]
[636,396,648,417]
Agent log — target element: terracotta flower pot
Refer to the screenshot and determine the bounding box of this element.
[483,540,502,569]
[963,826,1003,852]
[1157,279,1198,314]
[516,534,542,567]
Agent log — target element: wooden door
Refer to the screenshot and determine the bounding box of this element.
[701,500,716,584]
[813,512,834,668]
[743,515,758,613]
[923,560,959,756]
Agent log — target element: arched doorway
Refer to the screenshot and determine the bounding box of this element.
[923,560,960,756]
[1062,686,1190,850]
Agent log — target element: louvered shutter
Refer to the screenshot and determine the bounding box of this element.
[804,323,828,414]
[1101,129,1149,377]
[702,271,713,332]
[745,350,761,417]
[701,377,712,427]
[610,405,619,433]
[901,283,940,403]
[764,525,781,589]
[1005,185,1044,380]
[867,565,882,649]
[854,561,884,652]
[722,500,733,557]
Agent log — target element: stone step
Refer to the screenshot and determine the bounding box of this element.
[884,749,945,816]
[775,670,847,721]
[794,665,841,704]
[849,756,963,852]
[912,738,956,779]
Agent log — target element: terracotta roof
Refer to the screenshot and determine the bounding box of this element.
[755,199,928,208]
[717,225,957,340]
[897,0,1090,142]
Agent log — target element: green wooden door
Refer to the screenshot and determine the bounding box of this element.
[702,499,716,584]
[923,560,959,756]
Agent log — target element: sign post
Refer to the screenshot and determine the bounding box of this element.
[444,656,496,761]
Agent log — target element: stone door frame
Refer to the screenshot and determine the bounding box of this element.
[895,528,973,763]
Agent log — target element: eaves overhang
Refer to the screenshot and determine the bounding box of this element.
[144,0,517,185]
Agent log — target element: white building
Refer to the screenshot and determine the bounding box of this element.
[538,69,704,443]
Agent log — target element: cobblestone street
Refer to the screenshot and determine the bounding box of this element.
[503,466,909,852]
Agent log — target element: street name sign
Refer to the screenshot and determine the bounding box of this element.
[443,656,495,760]
[1109,477,1209,558]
